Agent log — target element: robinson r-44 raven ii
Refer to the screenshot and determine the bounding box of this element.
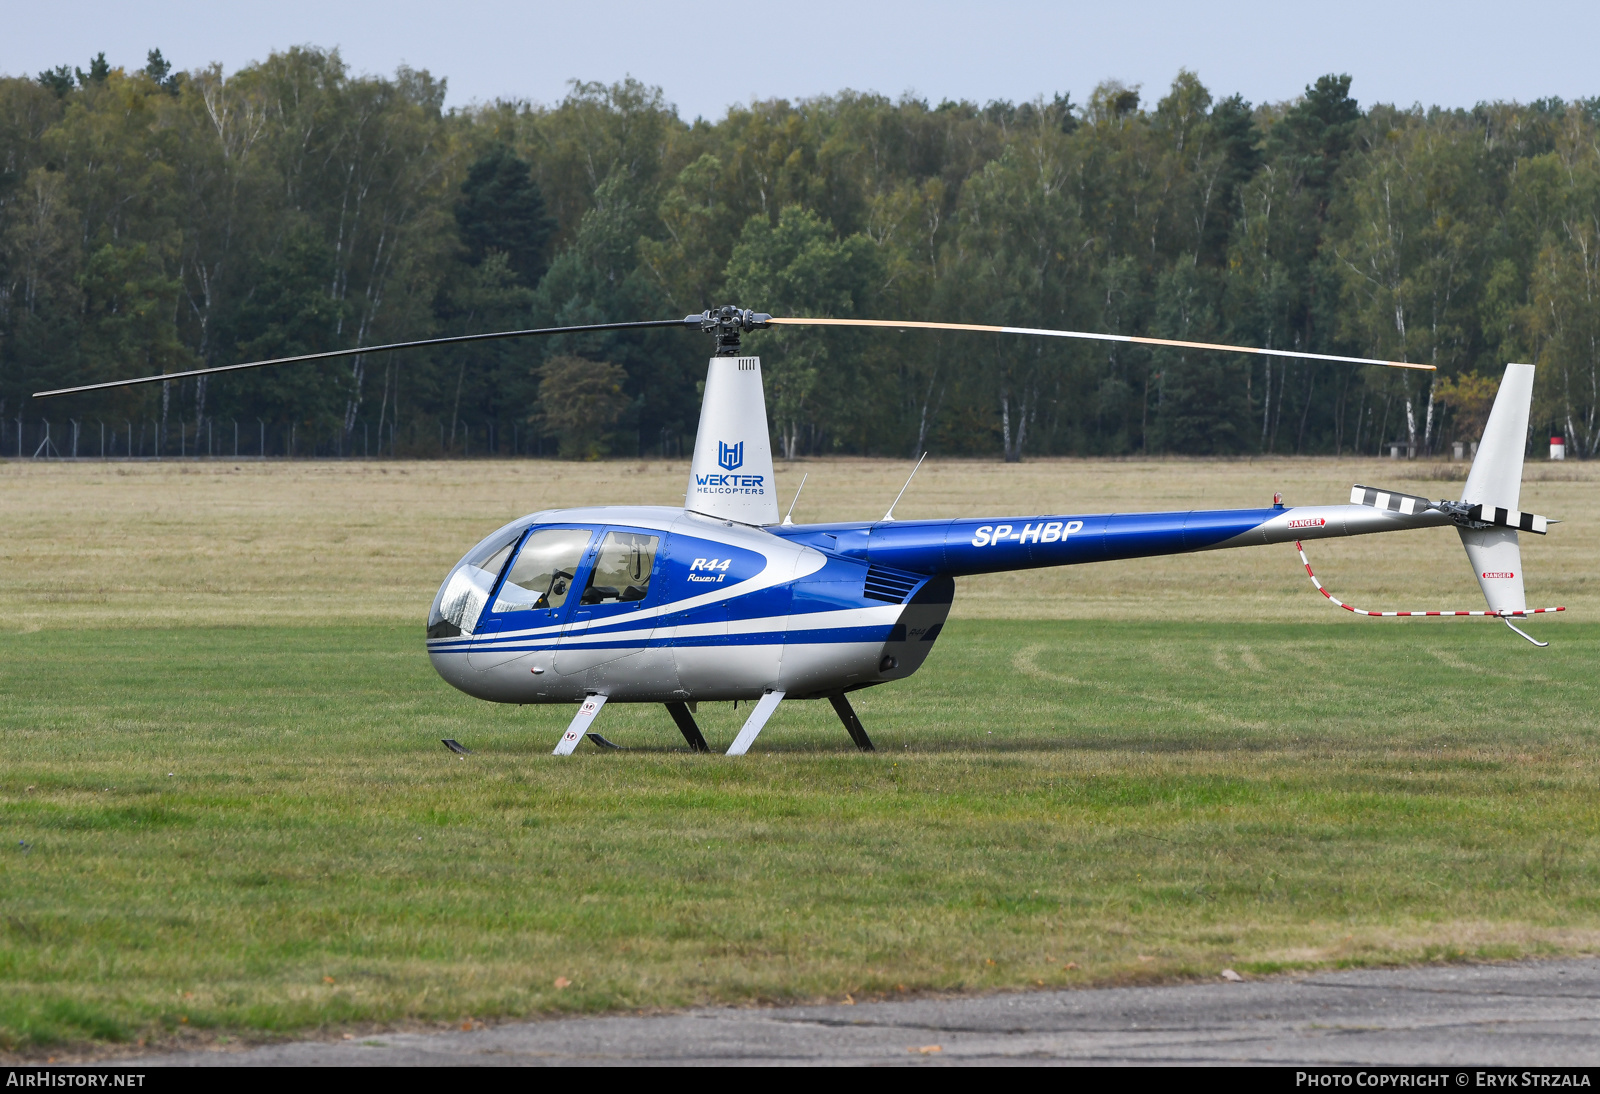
[37,306,1563,755]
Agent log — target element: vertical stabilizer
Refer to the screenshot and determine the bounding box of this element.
[686,356,779,525]
[1459,363,1535,615]
[1459,527,1526,614]
[1461,363,1534,513]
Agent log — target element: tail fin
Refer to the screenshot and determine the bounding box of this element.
[1458,363,1534,615]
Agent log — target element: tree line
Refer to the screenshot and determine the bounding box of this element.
[2,47,1598,461]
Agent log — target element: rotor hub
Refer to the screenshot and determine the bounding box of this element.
[687,306,772,355]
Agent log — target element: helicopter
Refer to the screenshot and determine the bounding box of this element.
[37,306,1562,756]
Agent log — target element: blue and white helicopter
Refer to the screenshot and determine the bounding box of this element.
[38,306,1561,755]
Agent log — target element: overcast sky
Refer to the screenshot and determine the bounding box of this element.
[7,1,1597,119]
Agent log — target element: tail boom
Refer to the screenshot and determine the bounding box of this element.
[777,501,1449,577]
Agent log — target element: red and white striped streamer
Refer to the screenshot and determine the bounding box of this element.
[1294,541,1565,618]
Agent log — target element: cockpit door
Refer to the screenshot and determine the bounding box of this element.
[552,528,666,684]
[467,526,596,671]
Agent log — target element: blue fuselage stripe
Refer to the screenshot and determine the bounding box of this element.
[770,508,1280,576]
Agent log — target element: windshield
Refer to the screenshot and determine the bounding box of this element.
[427,518,529,638]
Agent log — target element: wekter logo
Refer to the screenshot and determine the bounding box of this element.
[718,441,744,471]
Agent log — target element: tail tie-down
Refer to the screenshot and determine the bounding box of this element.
[1294,539,1564,645]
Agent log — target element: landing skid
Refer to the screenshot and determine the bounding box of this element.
[551,693,873,756]
[828,693,875,751]
[665,701,711,752]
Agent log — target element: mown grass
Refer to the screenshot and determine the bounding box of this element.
[3,617,1598,1050]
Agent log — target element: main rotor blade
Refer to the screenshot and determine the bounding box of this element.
[31,318,693,399]
[766,317,1435,371]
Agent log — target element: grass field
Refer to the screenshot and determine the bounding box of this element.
[1,456,1596,1055]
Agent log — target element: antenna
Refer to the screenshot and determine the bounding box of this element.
[882,453,927,522]
[782,473,808,526]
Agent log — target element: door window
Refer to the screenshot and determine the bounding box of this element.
[580,531,660,605]
[492,528,593,613]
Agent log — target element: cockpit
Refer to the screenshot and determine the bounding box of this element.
[426,520,661,639]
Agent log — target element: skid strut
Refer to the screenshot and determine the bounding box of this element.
[665,701,710,752]
[553,693,607,755]
[828,693,875,752]
[727,690,785,755]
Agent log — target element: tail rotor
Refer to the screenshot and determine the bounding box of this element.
[1301,363,1564,645]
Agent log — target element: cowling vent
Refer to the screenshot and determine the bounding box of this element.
[863,565,922,604]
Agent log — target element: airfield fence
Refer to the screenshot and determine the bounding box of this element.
[0,416,678,460]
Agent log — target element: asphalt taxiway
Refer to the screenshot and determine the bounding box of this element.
[122,958,1600,1066]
